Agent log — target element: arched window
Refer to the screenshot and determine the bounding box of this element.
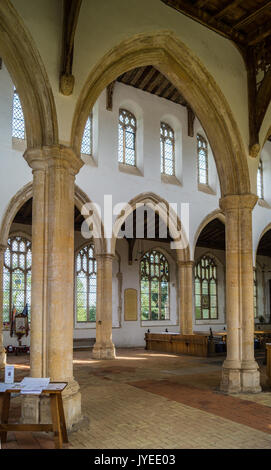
[160,122,175,175]
[81,114,92,155]
[194,255,217,320]
[254,268,258,318]
[75,244,97,322]
[12,87,25,140]
[257,159,264,200]
[118,108,136,166]
[197,134,208,185]
[3,236,31,324]
[140,250,170,321]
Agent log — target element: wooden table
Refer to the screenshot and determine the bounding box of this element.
[0,382,68,449]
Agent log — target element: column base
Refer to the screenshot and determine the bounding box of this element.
[220,366,241,393]
[92,342,116,359]
[22,379,82,431]
[0,347,6,368]
[241,362,261,393]
[182,329,194,335]
[220,360,261,394]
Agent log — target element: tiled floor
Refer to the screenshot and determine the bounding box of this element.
[1,349,271,449]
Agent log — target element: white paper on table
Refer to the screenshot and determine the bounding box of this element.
[20,388,43,395]
[0,382,21,392]
[20,377,50,394]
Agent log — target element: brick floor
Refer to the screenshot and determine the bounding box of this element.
[1,349,271,449]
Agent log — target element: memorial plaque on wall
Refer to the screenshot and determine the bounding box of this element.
[124,288,138,321]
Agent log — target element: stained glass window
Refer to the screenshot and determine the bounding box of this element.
[118,109,136,166]
[3,236,31,324]
[75,244,97,322]
[160,122,175,176]
[197,134,208,185]
[254,269,258,318]
[12,88,25,140]
[257,159,264,200]
[81,114,92,155]
[140,250,170,321]
[194,255,218,320]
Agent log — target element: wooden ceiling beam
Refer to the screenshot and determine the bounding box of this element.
[212,0,243,21]
[60,0,82,96]
[106,81,116,111]
[256,67,271,131]
[248,24,271,46]
[130,67,147,87]
[187,107,195,137]
[140,67,158,89]
[142,69,160,91]
[160,0,246,44]
[194,0,210,8]
[233,2,271,29]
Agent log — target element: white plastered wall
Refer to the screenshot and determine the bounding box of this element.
[11,0,249,153]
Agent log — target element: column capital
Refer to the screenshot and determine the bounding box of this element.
[177,260,194,268]
[24,145,83,175]
[95,253,115,262]
[23,148,45,172]
[219,194,258,212]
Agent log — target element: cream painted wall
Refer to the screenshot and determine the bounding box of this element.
[11,0,249,154]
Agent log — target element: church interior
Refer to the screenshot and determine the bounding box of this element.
[1,0,271,450]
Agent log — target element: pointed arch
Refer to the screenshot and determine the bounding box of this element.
[0,183,105,256]
[71,31,250,196]
[193,209,225,259]
[255,222,271,266]
[0,0,58,148]
[111,191,190,263]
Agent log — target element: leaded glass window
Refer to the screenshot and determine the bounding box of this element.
[194,255,218,320]
[254,269,258,318]
[257,159,264,200]
[75,244,97,322]
[12,88,25,140]
[3,236,31,324]
[81,114,92,155]
[140,250,170,321]
[118,109,136,166]
[197,134,208,185]
[160,122,175,176]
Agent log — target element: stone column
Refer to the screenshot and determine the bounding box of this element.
[178,260,194,335]
[93,254,116,359]
[220,194,261,393]
[0,244,7,368]
[24,145,83,428]
[27,151,47,378]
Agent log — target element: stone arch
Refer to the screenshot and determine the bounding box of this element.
[0,182,106,256]
[74,185,106,255]
[111,191,190,262]
[0,0,58,148]
[71,31,250,196]
[193,209,225,259]
[0,182,32,247]
[194,249,225,268]
[255,222,271,265]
